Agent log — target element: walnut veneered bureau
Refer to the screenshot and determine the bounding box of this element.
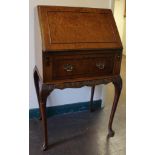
[33,5,123,151]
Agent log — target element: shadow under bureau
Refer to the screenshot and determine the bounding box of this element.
[34,5,123,151]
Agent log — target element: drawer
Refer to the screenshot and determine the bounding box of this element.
[51,53,115,80]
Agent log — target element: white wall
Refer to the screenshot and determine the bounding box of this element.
[29,0,112,109]
[114,0,126,55]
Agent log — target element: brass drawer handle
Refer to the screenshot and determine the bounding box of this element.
[96,63,105,70]
[64,64,74,72]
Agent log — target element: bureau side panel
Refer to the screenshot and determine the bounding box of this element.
[113,50,122,75]
[34,6,43,79]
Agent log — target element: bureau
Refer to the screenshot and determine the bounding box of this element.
[34,5,123,151]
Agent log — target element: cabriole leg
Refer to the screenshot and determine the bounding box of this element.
[33,68,42,120]
[40,101,48,151]
[108,76,122,138]
[90,86,95,112]
[40,87,51,151]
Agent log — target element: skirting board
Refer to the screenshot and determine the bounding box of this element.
[29,99,102,119]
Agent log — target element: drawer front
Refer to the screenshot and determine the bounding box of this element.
[51,53,115,80]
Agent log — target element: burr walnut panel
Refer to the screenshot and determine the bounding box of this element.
[47,12,116,44]
[38,6,123,51]
[52,53,115,80]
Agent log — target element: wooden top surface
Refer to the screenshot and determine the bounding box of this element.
[38,5,123,52]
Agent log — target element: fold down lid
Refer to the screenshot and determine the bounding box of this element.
[38,6,123,51]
